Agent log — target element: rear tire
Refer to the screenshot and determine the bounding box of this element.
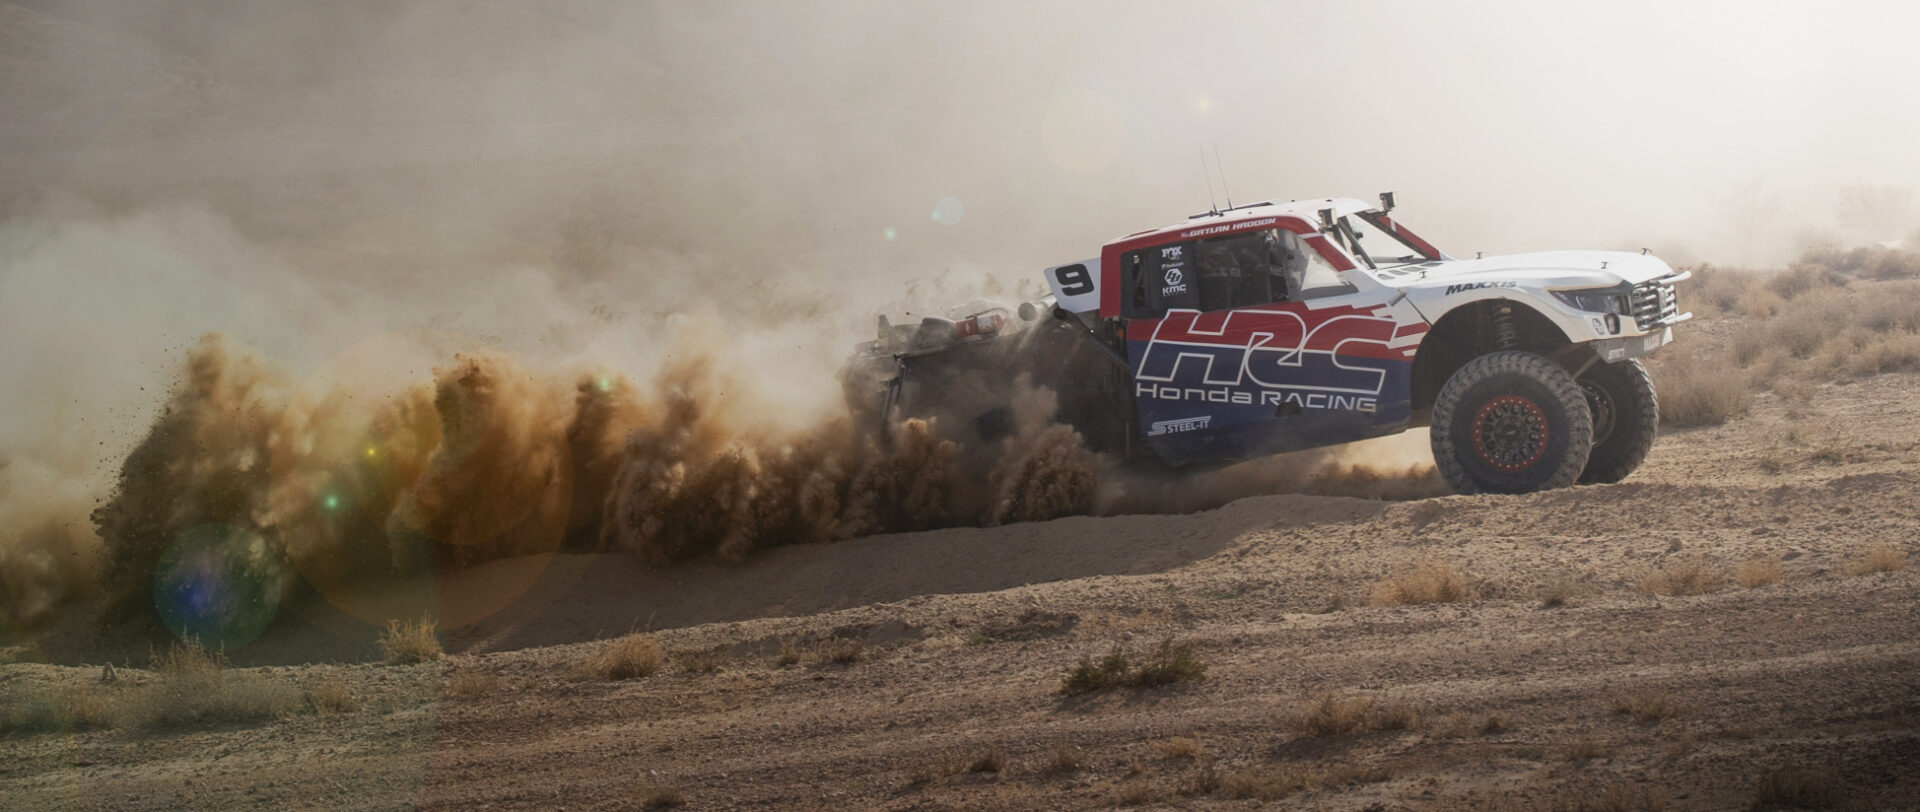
[1430,351,1593,494]
[1576,359,1658,484]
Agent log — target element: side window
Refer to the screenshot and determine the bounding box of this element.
[1123,242,1199,317]
[1282,231,1357,300]
[1124,229,1356,317]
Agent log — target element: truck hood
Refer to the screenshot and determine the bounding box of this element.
[1380,250,1677,290]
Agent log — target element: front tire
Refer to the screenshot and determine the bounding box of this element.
[1431,351,1593,494]
[1576,359,1658,484]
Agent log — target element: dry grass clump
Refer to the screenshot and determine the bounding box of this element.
[1565,737,1612,763]
[0,683,116,733]
[1637,557,1725,596]
[446,670,501,699]
[304,674,357,714]
[1041,745,1085,775]
[772,638,802,667]
[632,781,685,809]
[1845,546,1908,575]
[1652,353,1751,427]
[138,643,301,729]
[673,648,727,674]
[1748,767,1839,810]
[1371,560,1475,606]
[1571,783,1675,812]
[905,745,1003,785]
[1287,691,1418,737]
[1214,762,1390,802]
[1737,557,1783,588]
[1059,638,1207,695]
[1155,736,1206,760]
[1612,687,1687,722]
[584,633,663,680]
[378,616,443,665]
[810,636,866,666]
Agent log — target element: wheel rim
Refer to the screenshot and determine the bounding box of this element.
[1581,379,1616,447]
[1471,395,1550,471]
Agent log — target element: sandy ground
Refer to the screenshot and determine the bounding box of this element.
[5,367,1920,810]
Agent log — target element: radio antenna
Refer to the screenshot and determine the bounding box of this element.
[1212,141,1233,209]
[1201,147,1219,214]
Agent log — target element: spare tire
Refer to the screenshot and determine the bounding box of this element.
[1577,358,1658,484]
[1430,351,1593,494]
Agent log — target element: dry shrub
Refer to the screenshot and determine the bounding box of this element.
[1637,557,1725,596]
[1686,265,1756,316]
[1665,730,1698,758]
[1318,763,1392,788]
[447,671,500,699]
[1537,578,1587,609]
[1371,560,1475,606]
[1059,638,1207,695]
[1042,745,1085,775]
[907,747,1000,784]
[1565,737,1611,763]
[967,746,1006,774]
[1573,783,1674,812]
[1653,354,1751,427]
[1113,779,1172,806]
[810,636,866,666]
[673,648,727,674]
[1613,687,1687,722]
[634,782,685,809]
[304,674,356,714]
[1219,766,1308,801]
[585,633,662,680]
[138,643,300,729]
[0,683,116,733]
[1156,736,1206,761]
[772,638,801,667]
[1287,691,1418,737]
[1131,638,1208,687]
[1737,558,1783,588]
[1749,767,1839,810]
[1846,546,1907,575]
[378,616,442,665]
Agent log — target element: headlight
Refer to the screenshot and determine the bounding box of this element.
[1552,288,1631,315]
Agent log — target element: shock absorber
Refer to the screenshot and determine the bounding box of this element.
[1492,303,1518,350]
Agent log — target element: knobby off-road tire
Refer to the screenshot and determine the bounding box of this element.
[1576,358,1658,484]
[1431,350,1594,494]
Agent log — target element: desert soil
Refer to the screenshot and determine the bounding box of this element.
[5,367,1920,811]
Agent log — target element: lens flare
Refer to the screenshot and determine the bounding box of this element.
[151,524,286,649]
[931,196,964,226]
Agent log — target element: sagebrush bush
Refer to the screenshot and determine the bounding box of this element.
[138,643,300,729]
[586,633,663,680]
[1638,557,1725,597]
[1847,546,1907,575]
[1060,638,1207,695]
[1653,354,1751,427]
[1737,558,1783,588]
[1286,691,1418,736]
[1371,560,1475,606]
[0,683,116,733]
[378,616,442,665]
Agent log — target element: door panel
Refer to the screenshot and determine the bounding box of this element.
[1127,293,1428,468]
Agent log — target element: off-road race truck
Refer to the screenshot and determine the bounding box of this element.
[841,194,1690,494]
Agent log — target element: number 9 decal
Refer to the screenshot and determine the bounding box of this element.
[1054,264,1094,295]
[1044,258,1102,313]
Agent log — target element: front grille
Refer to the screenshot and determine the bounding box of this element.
[1631,278,1681,329]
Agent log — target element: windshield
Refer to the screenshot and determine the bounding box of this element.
[1334,213,1433,269]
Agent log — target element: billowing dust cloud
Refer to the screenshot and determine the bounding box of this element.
[49,325,1441,630]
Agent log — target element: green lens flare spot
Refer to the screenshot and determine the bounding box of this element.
[323,494,341,511]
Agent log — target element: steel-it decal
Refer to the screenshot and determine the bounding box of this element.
[1147,416,1211,436]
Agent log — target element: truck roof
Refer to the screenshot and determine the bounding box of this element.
[1105,197,1376,249]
